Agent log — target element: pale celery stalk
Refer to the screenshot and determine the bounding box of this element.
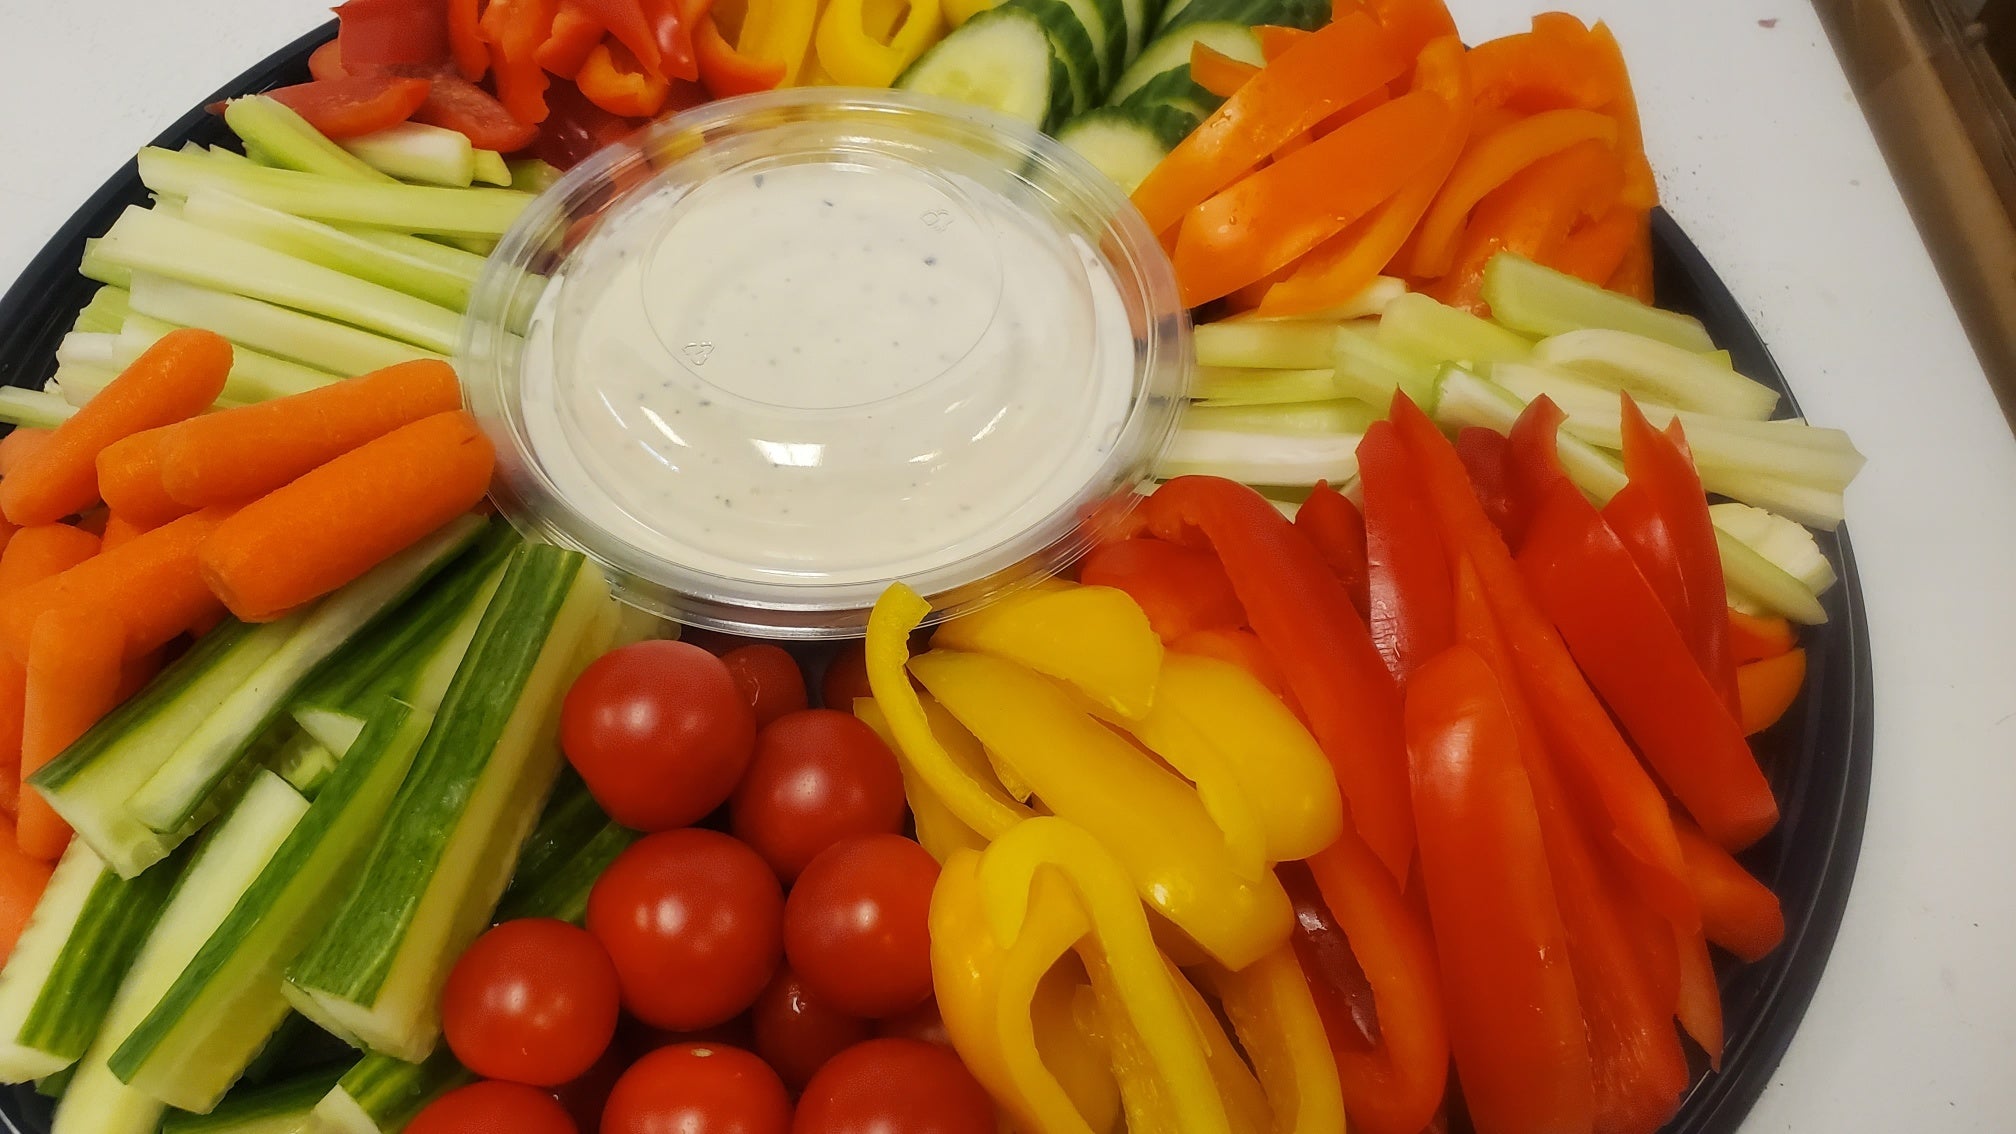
[340,227,490,282]
[1193,321,1338,370]
[1710,502,1838,596]
[223,97,393,183]
[1156,429,1362,486]
[0,389,77,428]
[340,123,476,187]
[72,287,131,335]
[179,189,476,311]
[1182,399,1378,435]
[79,239,132,289]
[1334,322,1437,409]
[1378,292,1534,367]
[55,333,117,370]
[127,275,440,377]
[472,149,512,187]
[508,159,564,194]
[1191,366,1341,406]
[116,314,339,403]
[49,365,122,408]
[136,147,534,239]
[1531,328,1780,420]
[1481,252,1716,351]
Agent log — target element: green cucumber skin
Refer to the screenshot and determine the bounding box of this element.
[336,1049,473,1130]
[287,547,587,1009]
[10,850,181,1068]
[496,821,640,926]
[36,1064,74,1098]
[502,769,604,902]
[159,1063,349,1134]
[109,699,433,1109]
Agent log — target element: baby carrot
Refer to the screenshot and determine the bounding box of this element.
[0,658,21,799]
[0,524,100,595]
[97,425,195,530]
[200,410,494,622]
[0,429,50,477]
[0,508,231,662]
[20,606,126,860]
[0,814,53,960]
[159,359,463,509]
[102,513,148,554]
[0,328,230,526]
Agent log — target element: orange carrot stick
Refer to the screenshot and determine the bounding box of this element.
[0,429,51,477]
[0,658,21,808]
[1735,648,1806,735]
[200,411,494,622]
[97,426,194,530]
[0,524,100,595]
[0,814,53,960]
[1727,608,1795,663]
[20,606,125,860]
[0,329,230,526]
[158,359,464,509]
[101,513,148,554]
[0,508,231,662]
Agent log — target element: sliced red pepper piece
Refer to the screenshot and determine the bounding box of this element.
[1674,815,1784,963]
[1132,11,1407,236]
[309,39,349,81]
[1358,421,1454,684]
[450,0,491,79]
[536,3,609,77]
[1386,394,1699,932]
[1295,481,1370,619]
[577,38,672,116]
[1603,397,1740,713]
[1500,394,1573,550]
[1171,627,1289,701]
[1736,648,1806,735]
[1455,426,1513,537]
[335,0,452,68]
[1078,537,1245,643]
[482,0,562,124]
[1674,921,1724,1067]
[1518,476,1779,850]
[694,14,786,96]
[651,0,703,81]
[1452,557,1690,1134]
[1142,475,1415,883]
[1727,608,1795,663]
[1190,42,1260,98]
[1296,831,1450,1134]
[576,0,665,71]
[410,72,539,151]
[1405,643,1594,1134]
[266,74,433,139]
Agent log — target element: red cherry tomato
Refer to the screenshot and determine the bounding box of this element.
[783,835,938,1019]
[791,1039,994,1134]
[602,1043,792,1134]
[730,710,907,882]
[721,645,810,730]
[442,919,621,1087]
[587,830,784,1031]
[875,1001,952,1049]
[562,641,758,831]
[409,1080,579,1134]
[751,965,873,1092]
[265,74,433,138]
[818,645,873,711]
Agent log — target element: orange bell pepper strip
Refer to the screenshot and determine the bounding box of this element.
[1077,537,1245,643]
[1465,13,1615,113]
[537,4,611,77]
[576,0,668,71]
[1258,36,1469,317]
[1174,90,1452,305]
[1728,607,1795,662]
[1429,137,1622,313]
[1547,206,1643,286]
[577,39,673,116]
[1407,108,1620,278]
[449,0,490,79]
[1294,481,1370,619]
[695,13,786,94]
[1188,42,1260,98]
[1675,920,1724,1066]
[1255,24,1310,59]
[1358,421,1454,683]
[482,0,562,124]
[1360,0,1456,61]
[1736,648,1806,736]
[1591,21,1659,211]
[1608,217,1655,302]
[1675,814,1784,963]
[1385,394,1699,934]
[1132,11,1407,236]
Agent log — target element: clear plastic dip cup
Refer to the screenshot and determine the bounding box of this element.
[461,88,1190,638]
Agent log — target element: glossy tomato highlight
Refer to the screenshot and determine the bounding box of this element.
[721,644,810,729]
[561,640,757,831]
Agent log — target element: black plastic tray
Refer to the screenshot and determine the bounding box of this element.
[0,22,1871,1134]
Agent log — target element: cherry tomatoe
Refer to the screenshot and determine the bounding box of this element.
[791,1039,994,1134]
[601,1043,793,1134]
[587,829,785,1031]
[783,834,939,1019]
[408,1080,579,1134]
[730,710,907,882]
[818,644,872,710]
[751,964,874,1092]
[441,918,621,1087]
[721,644,810,730]
[560,640,757,831]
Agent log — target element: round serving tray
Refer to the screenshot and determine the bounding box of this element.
[0,22,1872,1134]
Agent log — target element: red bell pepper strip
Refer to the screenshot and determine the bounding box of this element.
[1736,649,1806,735]
[1296,831,1450,1134]
[1500,394,1575,550]
[694,14,786,96]
[1386,394,1698,932]
[1405,644,1594,1134]
[1170,627,1289,701]
[1142,475,1415,883]
[1674,815,1784,964]
[309,39,349,81]
[1078,537,1245,643]
[575,0,664,71]
[482,0,561,124]
[577,39,672,117]
[450,0,491,79]
[1358,421,1454,684]
[651,0,703,81]
[1295,481,1370,619]
[1190,42,1261,99]
[1518,477,1779,850]
[1452,557,1690,1134]
[1132,11,1407,236]
[536,3,609,77]
[335,0,451,67]
[1728,608,1795,663]
[411,73,539,151]
[265,75,434,139]
[1454,426,1513,537]
[1603,397,1741,713]
[1674,921,1724,1067]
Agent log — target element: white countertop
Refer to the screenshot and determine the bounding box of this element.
[6,1,2015,1129]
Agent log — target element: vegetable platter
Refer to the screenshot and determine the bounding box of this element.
[0,3,1869,1134]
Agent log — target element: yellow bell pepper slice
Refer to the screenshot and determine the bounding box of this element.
[867,585,1030,840]
[1170,961,1274,1134]
[1032,945,1124,1133]
[1196,947,1348,1134]
[736,0,821,85]
[814,0,946,87]
[854,697,989,864]
[944,0,1000,25]
[932,583,1163,720]
[912,648,1292,969]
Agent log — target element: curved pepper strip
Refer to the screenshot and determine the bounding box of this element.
[815,0,945,86]
[1034,957,1125,1134]
[1590,21,1658,211]
[1079,538,1246,644]
[1169,964,1274,1132]
[1293,481,1370,618]
[912,648,1292,968]
[1406,108,1620,279]
[1141,476,1416,885]
[577,40,674,117]
[536,4,609,78]
[1169,627,1289,701]
[853,697,989,864]
[1464,13,1615,114]
[1429,137,1624,312]
[1197,946,1348,1134]
[1083,686,1270,881]
[867,585,1031,840]
[695,14,787,94]
[1359,419,1455,683]
[735,0,820,85]
[482,0,563,124]
[977,819,1236,1134]
[1190,42,1261,99]
[1673,814,1784,963]
[1546,203,1643,286]
[933,582,1163,719]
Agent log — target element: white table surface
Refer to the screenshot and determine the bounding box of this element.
[6,1,2015,1129]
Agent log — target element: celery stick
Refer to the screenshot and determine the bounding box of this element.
[1193,321,1338,369]
[1378,292,1534,367]
[1481,252,1715,351]
[341,123,477,187]
[1219,276,1406,323]
[55,333,118,370]
[136,148,533,239]
[472,150,512,187]
[1710,502,1837,596]
[180,189,475,311]
[1695,468,1846,531]
[1334,322,1437,409]
[1157,428,1362,486]
[80,240,132,289]
[1700,349,1734,368]
[72,287,131,336]
[206,146,255,167]
[508,159,563,194]
[342,227,490,282]
[1183,399,1378,436]
[95,206,463,353]
[117,314,339,403]
[49,365,122,408]
[0,389,77,429]
[127,275,440,377]
[223,97,393,183]
[1531,328,1780,420]
[1191,366,1341,406]
[1715,530,1827,623]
